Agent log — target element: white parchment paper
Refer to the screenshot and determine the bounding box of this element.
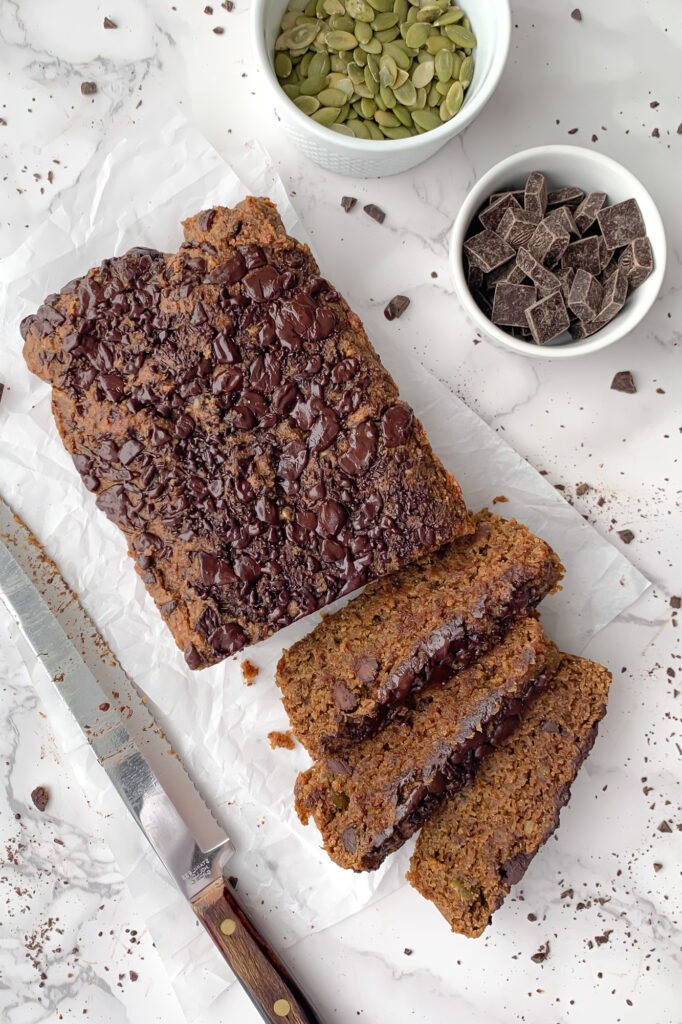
[0,97,649,1021]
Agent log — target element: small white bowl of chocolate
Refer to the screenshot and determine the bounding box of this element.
[450,145,666,358]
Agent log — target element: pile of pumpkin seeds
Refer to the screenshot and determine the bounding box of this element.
[274,0,476,139]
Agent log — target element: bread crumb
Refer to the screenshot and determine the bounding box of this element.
[492,495,509,504]
[268,730,295,750]
[241,659,259,685]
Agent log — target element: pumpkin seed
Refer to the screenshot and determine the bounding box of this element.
[359,36,382,53]
[445,78,463,115]
[379,52,398,86]
[366,52,381,79]
[393,78,417,106]
[347,60,366,83]
[394,102,414,126]
[311,105,342,125]
[366,120,384,138]
[417,4,443,22]
[375,26,400,42]
[372,11,399,30]
[354,20,373,44]
[309,51,331,76]
[380,124,412,138]
[379,83,397,107]
[360,96,377,118]
[275,23,320,50]
[434,7,464,25]
[346,0,375,21]
[393,67,409,86]
[323,0,346,13]
[330,122,355,135]
[318,86,348,105]
[426,34,453,53]
[282,83,301,99]
[326,29,358,49]
[364,66,379,93]
[458,53,473,87]
[329,13,355,30]
[350,118,372,137]
[299,74,328,94]
[411,59,435,88]
[427,82,440,106]
[382,40,411,69]
[435,47,453,81]
[294,94,321,114]
[404,21,431,48]
[368,0,393,9]
[375,108,400,126]
[444,24,476,48]
[412,107,442,130]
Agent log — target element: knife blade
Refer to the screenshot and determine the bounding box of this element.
[0,494,322,1024]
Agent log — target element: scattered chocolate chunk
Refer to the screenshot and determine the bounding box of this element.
[531,941,551,963]
[464,229,515,273]
[575,483,589,496]
[594,930,612,946]
[384,295,410,321]
[341,196,357,213]
[653,862,662,872]
[204,5,214,12]
[657,820,672,833]
[571,8,582,20]
[103,16,117,28]
[364,203,385,224]
[222,0,234,9]
[213,25,224,34]
[492,283,537,327]
[129,971,138,982]
[617,529,634,544]
[524,171,547,222]
[31,786,49,812]
[651,128,660,139]
[228,875,238,888]
[81,82,97,95]
[678,123,682,135]
[670,596,681,609]
[597,198,646,250]
[610,370,636,394]
[567,127,579,135]
[404,947,413,956]
[525,289,570,345]
[568,269,603,322]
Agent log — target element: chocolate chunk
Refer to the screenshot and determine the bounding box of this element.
[0,382,5,406]
[597,198,646,250]
[573,191,607,234]
[384,295,410,321]
[543,205,579,238]
[30,786,49,812]
[617,529,634,544]
[610,370,636,393]
[531,941,551,964]
[567,269,603,321]
[496,208,537,250]
[526,220,570,268]
[341,196,357,213]
[354,656,379,683]
[597,266,628,323]
[81,81,97,95]
[463,229,515,274]
[364,203,385,224]
[184,644,203,669]
[381,405,413,447]
[556,266,575,303]
[478,194,522,232]
[516,247,562,296]
[492,283,538,327]
[561,236,602,275]
[618,236,654,290]
[338,420,378,476]
[333,679,359,711]
[658,819,672,833]
[103,16,117,28]
[524,172,547,222]
[209,623,247,654]
[341,827,357,853]
[489,189,525,206]
[525,290,570,345]
[571,8,582,19]
[547,186,584,208]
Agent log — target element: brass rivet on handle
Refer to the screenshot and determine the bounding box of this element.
[273,999,291,1017]
[219,918,237,936]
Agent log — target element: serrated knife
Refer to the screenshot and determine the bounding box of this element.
[0,494,321,1024]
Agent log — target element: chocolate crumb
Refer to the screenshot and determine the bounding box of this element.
[213,25,224,34]
[31,786,49,812]
[591,134,598,143]
[575,483,589,496]
[657,820,672,833]
[129,970,138,981]
[431,271,438,278]
[81,82,97,95]
[610,370,636,394]
[241,659,259,686]
[650,101,659,108]
[670,596,681,609]
[594,930,612,946]
[384,295,410,321]
[571,8,582,20]
[268,730,296,751]
[617,529,634,545]
[651,128,660,138]
[403,948,413,956]
[0,383,4,406]
[204,4,213,12]
[222,0,234,9]
[653,862,662,872]
[0,118,6,126]
[341,196,357,213]
[103,16,117,28]
[568,127,579,134]
[527,912,537,921]
[531,941,550,963]
[228,875,238,888]
[364,203,385,224]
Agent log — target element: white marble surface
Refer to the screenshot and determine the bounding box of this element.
[1,1,681,1022]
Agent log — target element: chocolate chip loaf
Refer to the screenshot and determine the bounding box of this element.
[22,197,471,668]
[295,618,561,871]
[277,510,563,756]
[407,654,611,936]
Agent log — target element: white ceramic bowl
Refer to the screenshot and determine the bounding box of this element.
[250,0,511,178]
[450,145,667,359]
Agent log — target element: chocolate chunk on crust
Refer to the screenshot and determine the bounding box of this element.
[22,197,471,669]
[407,654,611,936]
[277,510,563,757]
[295,619,562,871]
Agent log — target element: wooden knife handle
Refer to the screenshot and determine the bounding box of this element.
[191,878,323,1024]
